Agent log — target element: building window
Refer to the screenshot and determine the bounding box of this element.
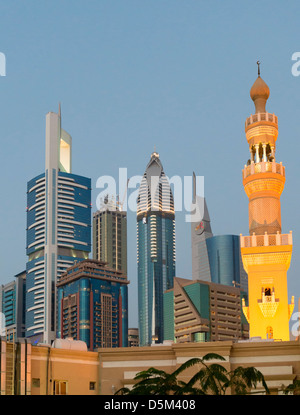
[53,380,68,395]
[266,326,273,339]
[32,378,40,388]
[265,287,272,296]
[89,381,96,390]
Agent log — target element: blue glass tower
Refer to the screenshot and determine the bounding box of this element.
[137,152,176,346]
[206,235,243,287]
[26,106,91,344]
[0,271,26,339]
[57,259,128,349]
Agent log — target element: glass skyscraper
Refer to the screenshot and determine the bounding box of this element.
[137,152,175,346]
[0,271,26,340]
[26,106,91,345]
[206,234,248,291]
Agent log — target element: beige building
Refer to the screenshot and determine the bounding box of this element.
[164,277,249,343]
[128,328,139,347]
[1,336,300,395]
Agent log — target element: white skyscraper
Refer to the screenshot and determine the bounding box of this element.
[26,106,91,344]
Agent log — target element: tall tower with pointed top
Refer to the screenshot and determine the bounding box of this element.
[137,152,176,346]
[26,107,91,345]
[240,66,294,341]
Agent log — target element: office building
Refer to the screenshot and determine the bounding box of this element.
[26,106,91,345]
[206,235,248,292]
[164,277,249,343]
[57,259,128,350]
[0,271,26,340]
[240,65,294,340]
[128,328,139,347]
[191,173,213,282]
[93,195,127,274]
[137,151,176,346]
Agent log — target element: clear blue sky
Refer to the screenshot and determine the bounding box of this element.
[1,1,299,328]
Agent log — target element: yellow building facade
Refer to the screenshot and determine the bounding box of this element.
[241,64,294,341]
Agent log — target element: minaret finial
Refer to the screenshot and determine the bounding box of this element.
[257,60,260,77]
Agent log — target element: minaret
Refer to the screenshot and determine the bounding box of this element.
[240,63,294,341]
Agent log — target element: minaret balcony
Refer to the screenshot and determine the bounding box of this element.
[243,160,285,180]
[240,231,292,248]
[245,112,278,129]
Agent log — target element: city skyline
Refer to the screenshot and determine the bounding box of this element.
[1,1,299,330]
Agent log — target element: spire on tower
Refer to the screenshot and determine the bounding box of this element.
[250,62,270,113]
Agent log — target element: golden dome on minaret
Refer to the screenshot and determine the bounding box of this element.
[250,61,270,113]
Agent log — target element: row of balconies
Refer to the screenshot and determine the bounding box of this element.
[240,231,293,248]
[245,112,278,128]
[243,160,285,180]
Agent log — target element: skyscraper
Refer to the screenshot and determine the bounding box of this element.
[206,235,248,292]
[93,195,127,274]
[0,271,26,340]
[137,152,176,346]
[191,174,248,291]
[191,173,213,282]
[240,65,294,341]
[26,106,91,345]
[57,259,128,349]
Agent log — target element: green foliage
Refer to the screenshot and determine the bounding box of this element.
[281,379,300,395]
[115,353,270,396]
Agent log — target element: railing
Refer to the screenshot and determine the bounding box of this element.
[245,112,278,128]
[243,161,285,180]
[240,231,292,248]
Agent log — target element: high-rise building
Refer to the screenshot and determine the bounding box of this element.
[137,151,176,346]
[57,259,128,349]
[93,196,127,274]
[163,277,249,343]
[206,235,248,292]
[26,106,91,345]
[240,65,294,341]
[191,174,213,282]
[191,175,247,292]
[0,271,26,340]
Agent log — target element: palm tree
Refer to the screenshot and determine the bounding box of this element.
[115,353,269,395]
[115,366,184,395]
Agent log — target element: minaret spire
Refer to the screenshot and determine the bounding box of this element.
[241,66,294,342]
[257,60,260,77]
